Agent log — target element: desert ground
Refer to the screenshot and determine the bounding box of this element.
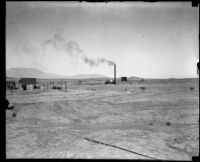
[6,78,199,159]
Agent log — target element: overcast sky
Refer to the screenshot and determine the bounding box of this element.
[6,2,199,78]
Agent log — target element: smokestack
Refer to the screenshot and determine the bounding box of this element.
[114,64,116,84]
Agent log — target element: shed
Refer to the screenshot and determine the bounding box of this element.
[121,77,127,82]
[6,81,16,90]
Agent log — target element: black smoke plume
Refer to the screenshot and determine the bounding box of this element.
[43,32,115,66]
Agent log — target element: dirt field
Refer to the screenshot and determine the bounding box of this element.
[6,78,199,159]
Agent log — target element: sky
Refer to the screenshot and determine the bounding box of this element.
[6,2,199,78]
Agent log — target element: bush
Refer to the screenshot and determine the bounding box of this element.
[149,122,153,125]
[140,86,146,90]
[166,121,171,126]
[12,113,16,118]
[78,80,82,85]
[190,87,195,90]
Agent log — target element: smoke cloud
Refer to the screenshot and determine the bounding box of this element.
[43,32,115,67]
[97,58,115,66]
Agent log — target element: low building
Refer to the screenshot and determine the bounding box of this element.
[6,81,16,90]
[19,78,36,90]
[121,77,127,82]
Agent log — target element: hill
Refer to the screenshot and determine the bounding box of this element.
[72,74,109,79]
[6,68,109,79]
[6,68,67,79]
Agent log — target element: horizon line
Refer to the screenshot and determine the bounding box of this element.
[6,67,198,79]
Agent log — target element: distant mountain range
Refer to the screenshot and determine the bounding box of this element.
[6,68,109,79]
[71,74,109,79]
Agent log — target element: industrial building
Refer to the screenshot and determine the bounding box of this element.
[19,78,36,90]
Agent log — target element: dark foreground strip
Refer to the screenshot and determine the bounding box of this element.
[84,137,161,160]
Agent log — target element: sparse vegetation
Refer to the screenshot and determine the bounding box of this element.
[166,121,171,126]
[78,80,82,85]
[140,86,146,90]
[190,87,195,90]
[12,113,16,118]
[6,78,198,159]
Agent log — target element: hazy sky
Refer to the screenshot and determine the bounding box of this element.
[6,2,199,78]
